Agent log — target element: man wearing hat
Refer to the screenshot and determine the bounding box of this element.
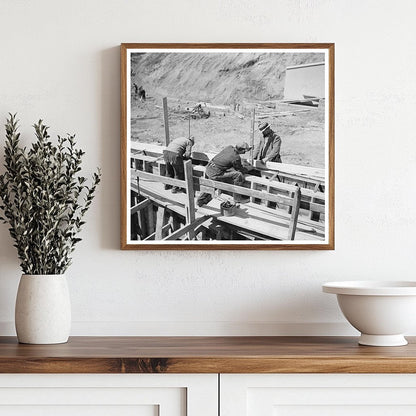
[253,122,282,164]
[197,142,252,206]
[163,136,195,193]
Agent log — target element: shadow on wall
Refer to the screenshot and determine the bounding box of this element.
[228,285,337,335]
[99,46,121,250]
[0,224,20,326]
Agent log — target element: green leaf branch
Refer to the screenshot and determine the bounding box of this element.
[0,113,101,274]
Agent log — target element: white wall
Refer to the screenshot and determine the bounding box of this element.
[0,0,415,336]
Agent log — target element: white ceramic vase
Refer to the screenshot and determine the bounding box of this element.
[15,274,71,344]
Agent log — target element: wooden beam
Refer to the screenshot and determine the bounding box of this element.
[287,187,301,240]
[250,107,255,164]
[155,206,166,240]
[184,160,196,240]
[138,208,147,238]
[162,97,170,146]
[134,170,184,189]
[147,205,155,235]
[244,175,301,193]
[163,216,211,241]
[200,178,296,207]
[131,198,151,214]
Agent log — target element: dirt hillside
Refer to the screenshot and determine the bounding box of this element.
[131,52,324,104]
[130,52,326,168]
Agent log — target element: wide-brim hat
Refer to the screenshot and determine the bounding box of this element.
[235,142,253,152]
[258,121,270,132]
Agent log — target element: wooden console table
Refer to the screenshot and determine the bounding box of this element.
[2,336,416,415]
[1,335,416,373]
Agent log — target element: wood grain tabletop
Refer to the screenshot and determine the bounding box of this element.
[0,336,415,374]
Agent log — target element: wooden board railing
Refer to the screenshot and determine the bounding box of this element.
[199,178,301,240]
[130,142,325,180]
[245,174,325,221]
[131,152,324,241]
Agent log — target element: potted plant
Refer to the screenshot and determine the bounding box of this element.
[0,114,101,344]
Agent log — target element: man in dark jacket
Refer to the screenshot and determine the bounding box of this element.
[163,136,194,193]
[197,142,252,206]
[253,122,282,163]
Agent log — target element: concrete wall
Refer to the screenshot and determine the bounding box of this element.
[0,0,415,336]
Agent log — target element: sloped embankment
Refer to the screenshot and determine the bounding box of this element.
[131,52,324,104]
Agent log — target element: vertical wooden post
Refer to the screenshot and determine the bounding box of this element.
[250,107,255,164]
[139,209,147,239]
[155,206,166,240]
[134,176,146,238]
[188,112,191,138]
[147,204,155,235]
[287,187,301,240]
[162,97,170,146]
[250,181,256,203]
[171,215,180,232]
[184,160,196,240]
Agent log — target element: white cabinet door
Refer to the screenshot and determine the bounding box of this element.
[0,374,217,416]
[221,374,416,416]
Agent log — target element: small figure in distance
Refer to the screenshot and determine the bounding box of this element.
[253,122,282,164]
[138,86,146,102]
[163,136,195,194]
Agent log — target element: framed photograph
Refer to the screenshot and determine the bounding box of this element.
[121,43,334,250]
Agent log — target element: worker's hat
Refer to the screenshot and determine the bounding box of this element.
[258,121,270,132]
[235,142,253,152]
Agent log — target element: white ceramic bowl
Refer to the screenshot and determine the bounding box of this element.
[323,281,416,346]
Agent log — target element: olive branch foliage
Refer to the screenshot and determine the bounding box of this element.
[0,114,101,275]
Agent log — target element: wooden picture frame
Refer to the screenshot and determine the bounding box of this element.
[121,43,334,250]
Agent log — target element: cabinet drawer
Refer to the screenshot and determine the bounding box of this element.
[0,374,217,416]
[221,374,416,416]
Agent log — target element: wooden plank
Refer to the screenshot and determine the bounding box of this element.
[245,175,305,193]
[138,208,147,237]
[260,170,324,190]
[200,178,297,207]
[184,160,196,240]
[130,193,141,240]
[135,170,185,189]
[250,107,255,164]
[147,204,155,235]
[163,216,211,241]
[131,154,160,163]
[2,335,416,373]
[162,97,170,146]
[131,198,151,214]
[288,187,301,240]
[155,206,166,240]
[131,155,206,176]
[170,215,181,232]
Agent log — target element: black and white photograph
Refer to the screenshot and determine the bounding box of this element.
[121,44,334,249]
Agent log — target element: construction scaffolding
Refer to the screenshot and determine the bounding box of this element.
[129,146,325,242]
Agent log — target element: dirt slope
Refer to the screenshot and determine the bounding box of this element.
[131,52,324,104]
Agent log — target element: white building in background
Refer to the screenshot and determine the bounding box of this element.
[283,62,325,101]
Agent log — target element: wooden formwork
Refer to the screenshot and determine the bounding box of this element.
[129,150,326,242]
